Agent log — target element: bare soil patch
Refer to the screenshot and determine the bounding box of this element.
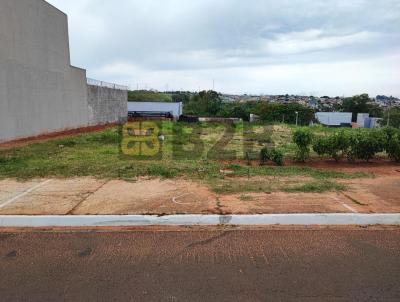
[0,123,118,150]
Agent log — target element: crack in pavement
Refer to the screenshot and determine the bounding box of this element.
[65,180,110,215]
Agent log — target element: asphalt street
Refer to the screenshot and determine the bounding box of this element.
[0,227,399,301]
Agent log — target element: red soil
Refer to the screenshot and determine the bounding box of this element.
[0,123,119,150]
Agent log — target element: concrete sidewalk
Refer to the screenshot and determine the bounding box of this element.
[1,177,400,216]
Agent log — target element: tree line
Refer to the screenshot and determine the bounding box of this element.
[129,90,400,127]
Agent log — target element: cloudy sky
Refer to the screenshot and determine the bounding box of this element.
[48,0,400,97]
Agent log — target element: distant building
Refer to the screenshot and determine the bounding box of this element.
[128,102,183,120]
[357,113,382,129]
[357,113,370,128]
[308,97,318,109]
[249,114,261,123]
[315,112,352,127]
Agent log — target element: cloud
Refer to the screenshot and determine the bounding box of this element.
[47,0,400,96]
[261,30,379,55]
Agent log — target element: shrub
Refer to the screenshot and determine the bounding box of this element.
[270,149,285,166]
[383,127,400,162]
[313,136,330,158]
[331,130,350,161]
[293,128,313,162]
[313,131,351,162]
[387,137,400,162]
[347,129,385,162]
[260,147,270,164]
[329,130,351,162]
[260,147,285,166]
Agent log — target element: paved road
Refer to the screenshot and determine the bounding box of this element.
[0,227,399,301]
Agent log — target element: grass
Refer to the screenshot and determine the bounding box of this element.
[283,181,346,193]
[209,177,348,194]
[0,124,372,194]
[226,164,369,179]
[0,128,221,180]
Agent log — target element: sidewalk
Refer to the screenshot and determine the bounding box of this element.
[1,177,400,216]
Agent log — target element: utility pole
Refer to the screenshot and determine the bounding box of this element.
[212,79,215,91]
[295,111,299,127]
[387,107,391,127]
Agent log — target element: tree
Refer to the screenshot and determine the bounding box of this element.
[172,93,191,104]
[342,94,383,122]
[184,90,222,116]
[258,103,314,125]
[382,107,400,128]
[218,102,260,121]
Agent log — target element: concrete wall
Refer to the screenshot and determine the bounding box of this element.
[87,85,128,125]
[0,0,89,142]
[0,0,128,143]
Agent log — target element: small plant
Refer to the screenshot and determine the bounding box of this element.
[260,147,270,164]
[260,147,284,166]
[293,128,313,162]
[270,148,285,166]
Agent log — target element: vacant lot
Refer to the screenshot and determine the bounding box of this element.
[0,123,399,215]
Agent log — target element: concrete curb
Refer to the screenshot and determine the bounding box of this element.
[0,214,399,227]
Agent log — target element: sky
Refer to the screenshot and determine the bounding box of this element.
[47,0,400,97]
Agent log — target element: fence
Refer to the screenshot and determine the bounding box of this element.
[87,78,128,91]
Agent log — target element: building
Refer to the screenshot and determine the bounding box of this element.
[357,113,382,129]
[315,112,352,127]
[0,0,127,143]
[128,102,183,120]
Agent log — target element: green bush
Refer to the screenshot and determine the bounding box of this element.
[313,136,330,158]
[260,147,270,164]
[313,131,351,162]
[347,129,385,162]
[331,131,351,161]
[270,149,285,166]
[293,128,313,162]
[383,127,400,162]
[260,147,285,166]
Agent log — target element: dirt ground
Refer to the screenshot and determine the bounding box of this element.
[0,123,117,150]
[0,163,399,215]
